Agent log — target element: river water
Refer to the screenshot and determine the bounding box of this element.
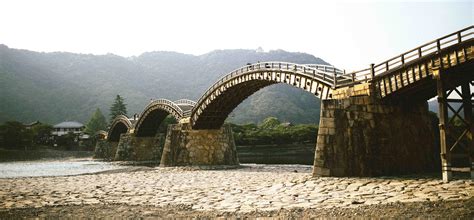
[0,144,315,178]
[0,159,124,178]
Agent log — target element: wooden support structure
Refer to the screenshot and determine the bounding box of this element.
[435,67,451,182]
[434,67,474,182]
[463,82,474,179]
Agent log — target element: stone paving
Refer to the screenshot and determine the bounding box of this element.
[0,164,472,213]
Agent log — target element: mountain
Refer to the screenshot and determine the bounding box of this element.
[0,45,327,125]
[428,99,463,117]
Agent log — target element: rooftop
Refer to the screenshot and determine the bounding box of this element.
[53,121,84,128]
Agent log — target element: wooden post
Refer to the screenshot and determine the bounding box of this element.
[333,69,337,88]
[434,66,452,182]
[370,63,375,79]
[461,82,474,179]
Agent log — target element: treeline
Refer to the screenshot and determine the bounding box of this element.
[229,117,318,145]
[0,107,109,151]
[0,121,98,151]
[0,121,53,150]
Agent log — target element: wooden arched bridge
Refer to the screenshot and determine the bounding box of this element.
[103,26,473,181]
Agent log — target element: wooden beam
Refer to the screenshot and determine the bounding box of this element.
[435,67,452,182]
[461,81,474,179]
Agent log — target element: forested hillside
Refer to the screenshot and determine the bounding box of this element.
[0,45,327,124]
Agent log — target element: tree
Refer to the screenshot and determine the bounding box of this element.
[157,115,178,134]
[109,95,127,122]
[0,121,33,150]
[85,108,107,135]
[31,124,53,145]
[260,117,281,130]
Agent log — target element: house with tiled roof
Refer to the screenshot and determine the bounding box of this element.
[52,121,84,136]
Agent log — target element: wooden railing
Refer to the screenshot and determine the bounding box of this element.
[190,26,473,119]
[174,99,195,117]
[174,99,197,106]
[141,98,184,118]
[192,62,347,116]
[303,64,344,75]
[341,26,474,87]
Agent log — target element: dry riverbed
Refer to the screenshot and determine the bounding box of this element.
[0,164,473,218]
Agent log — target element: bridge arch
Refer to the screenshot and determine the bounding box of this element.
[134,99,184,137]
[174,99,196,117]
[190,62,339,129]
[107,115,133,142]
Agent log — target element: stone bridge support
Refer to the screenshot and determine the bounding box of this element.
[94,141,119,160]
[114,133,165,162]
[313,94,439,177]
[160,123,239,166]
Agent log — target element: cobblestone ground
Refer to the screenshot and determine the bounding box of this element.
[0,164,473,215]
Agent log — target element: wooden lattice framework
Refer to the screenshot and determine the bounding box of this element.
[435,66,474,181]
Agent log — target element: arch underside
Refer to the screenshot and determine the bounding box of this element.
[193,80,275,129]
[108,122,129,142]
[135,105,183,137]
[192,70,333,129]
[107,115,132,142]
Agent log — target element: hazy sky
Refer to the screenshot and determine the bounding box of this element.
[0,0,471,70]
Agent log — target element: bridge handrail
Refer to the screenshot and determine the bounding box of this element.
[303,64,344,75]
[346,25,473,86]
[109,115,133,130]
[140,98,184,118]
[107,115,133,140]
[174,99,197,106]
[192,61,342,117]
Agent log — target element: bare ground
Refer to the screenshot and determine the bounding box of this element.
[1,198,473,219]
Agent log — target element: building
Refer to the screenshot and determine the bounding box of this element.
[52,121,84,136]
[24,121,42,129]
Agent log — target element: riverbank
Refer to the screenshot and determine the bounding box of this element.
[0,164,472,218]
[0,148,93,162]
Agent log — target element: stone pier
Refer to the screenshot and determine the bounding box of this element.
[160,123,239,166]
[93,141,119,160]
[114,133,165,161]
[313,93,439,177]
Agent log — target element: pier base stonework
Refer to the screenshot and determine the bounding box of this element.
[114,134,165,161]
[160,123,239,166]
[313,95,438,177]
[93,140,118,160]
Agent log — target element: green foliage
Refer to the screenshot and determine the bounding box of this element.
[109,95,127,123]
[31,123,53,145]
[452,116,465,127]
[260,117,281,130]
[157,116,178,134]
[230,117,318,145]
[0,121,33,150]
[54,132,78,150]
[85,108,107,134]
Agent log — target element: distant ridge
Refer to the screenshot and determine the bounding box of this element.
[0,45,328,124]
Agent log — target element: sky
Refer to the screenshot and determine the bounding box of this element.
[0,0,472,71]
